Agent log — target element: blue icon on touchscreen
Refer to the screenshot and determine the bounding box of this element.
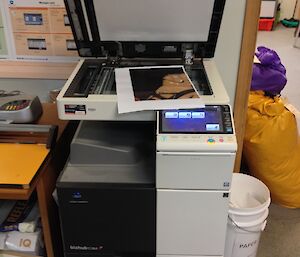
[165,112,178,118]
[206,124,220,131]
[179,112,191,118]
[192,112,205,118]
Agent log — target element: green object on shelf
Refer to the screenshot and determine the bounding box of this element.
[281,18,299,28]
[281,0,299,28]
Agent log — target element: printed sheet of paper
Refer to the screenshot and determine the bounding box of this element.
[116,66,204,113]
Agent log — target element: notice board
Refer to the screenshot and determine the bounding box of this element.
[0,0,79,61]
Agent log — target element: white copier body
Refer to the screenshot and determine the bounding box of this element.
[56,1,237,257]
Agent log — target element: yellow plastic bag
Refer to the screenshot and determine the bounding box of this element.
[244,91,300,208]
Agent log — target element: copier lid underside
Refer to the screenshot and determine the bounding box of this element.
[64,0,226,58]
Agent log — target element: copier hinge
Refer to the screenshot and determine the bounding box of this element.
[106,56,121,66]
[102,42,123,66]
[184,49,194,65]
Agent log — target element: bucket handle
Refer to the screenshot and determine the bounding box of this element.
[228,216,267,233]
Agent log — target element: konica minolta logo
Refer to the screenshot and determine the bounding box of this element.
[70,245,103,251]
[38,1,56,4]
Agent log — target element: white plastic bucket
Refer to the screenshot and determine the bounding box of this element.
[224,173,271,257]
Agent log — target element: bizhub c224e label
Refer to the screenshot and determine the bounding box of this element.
[65,104,86,115]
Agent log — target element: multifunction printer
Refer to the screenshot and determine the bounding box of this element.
[56,1,237,257]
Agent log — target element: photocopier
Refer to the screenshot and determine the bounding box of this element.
[56,1,237,257]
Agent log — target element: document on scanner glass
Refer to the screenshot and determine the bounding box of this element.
[115,66,204,113]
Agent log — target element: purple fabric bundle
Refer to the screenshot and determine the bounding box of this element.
[251,46,287,95]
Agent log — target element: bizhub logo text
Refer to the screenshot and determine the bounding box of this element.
[70,245,103,251]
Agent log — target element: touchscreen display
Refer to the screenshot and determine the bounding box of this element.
[160,106,225,134]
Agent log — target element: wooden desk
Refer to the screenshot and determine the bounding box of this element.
[0,103,77,257]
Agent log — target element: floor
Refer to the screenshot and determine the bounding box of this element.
[257,204,300,257]
[254,24,300,257]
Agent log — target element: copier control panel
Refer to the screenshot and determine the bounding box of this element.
[157,105,236,152]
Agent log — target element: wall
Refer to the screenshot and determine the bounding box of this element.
[214,0,247,106]
[280,0,297,20]
[0,78,65,102]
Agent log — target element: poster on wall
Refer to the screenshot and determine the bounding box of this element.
[3,0,79,61]
[0,3,11,59]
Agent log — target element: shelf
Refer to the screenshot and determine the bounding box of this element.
[0,103,77,257]
[0,60,77,80]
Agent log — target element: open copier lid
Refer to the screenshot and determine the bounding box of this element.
[65,0,226,58]
[57,0,229,121]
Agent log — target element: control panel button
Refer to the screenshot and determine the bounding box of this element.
[227,136,234,142]
[161,135,167,142]
[0,100,30,112]
[207,138,215,144]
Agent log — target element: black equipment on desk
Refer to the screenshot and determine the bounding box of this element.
[0,94,42,123]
